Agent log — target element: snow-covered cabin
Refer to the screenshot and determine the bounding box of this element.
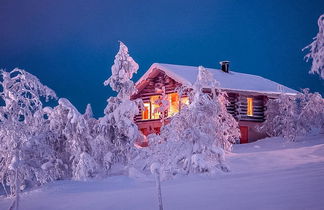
[131,62,298,143]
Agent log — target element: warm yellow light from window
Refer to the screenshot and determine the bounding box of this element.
[247,97,253,116]
[142,103,150,120]
[168,93,179,117]
[150,95,160,119]
[181,96,189,106]
[142,94,191,120]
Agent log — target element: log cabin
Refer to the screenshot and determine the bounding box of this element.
[131,62,298,144]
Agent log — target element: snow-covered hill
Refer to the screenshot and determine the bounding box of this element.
[1,135,323,210]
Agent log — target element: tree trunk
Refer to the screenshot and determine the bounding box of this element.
[15,165,19,210]
[154,170,163,210]
[1,179,8,197]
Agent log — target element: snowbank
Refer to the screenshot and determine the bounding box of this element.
[1,135,323,210]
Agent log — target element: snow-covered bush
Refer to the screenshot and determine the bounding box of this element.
[74,152,98,181]
[0,68,57,196]
[260,89,324,141]
[99,41,142,169]
[303,14,324,79]
[140,66,240,178]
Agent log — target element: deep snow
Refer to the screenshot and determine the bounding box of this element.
[1,134,323,210]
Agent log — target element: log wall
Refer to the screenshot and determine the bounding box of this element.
[236,95,265,122]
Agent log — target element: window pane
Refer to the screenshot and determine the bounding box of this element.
[142,103,150,120]
[150,95,161,119]
[247,97,253,116]
[168,93,179,117]
[181,96,189,107]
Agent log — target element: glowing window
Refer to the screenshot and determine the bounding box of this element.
[247,97,253,116]
[142,103,150,120]
[181,96,189,106]
[150,95,161,119]
[143,94,191,120]
[168,93,179,117]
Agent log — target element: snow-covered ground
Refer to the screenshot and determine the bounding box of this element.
[1,134,324,210]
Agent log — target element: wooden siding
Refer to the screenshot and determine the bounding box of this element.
[236,95,265,122]
[226,93,238,116]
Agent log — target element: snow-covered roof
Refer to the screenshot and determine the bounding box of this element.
[136,63,298,95]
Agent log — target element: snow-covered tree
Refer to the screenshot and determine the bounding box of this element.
[0,69,56,203]
[295,89,324,135]
[45,98,98,180]
[153,87,169,127]
[260,89,324,141]
[260,93,297,141]
[303,14,324,79]
[99,41,141,169]
[104,41,139,99]
[141,66,240,178]
[81,104,114,174]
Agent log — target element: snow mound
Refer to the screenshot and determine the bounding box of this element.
[1,135,323,210]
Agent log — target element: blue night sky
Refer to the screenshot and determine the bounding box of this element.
[0,0,323,117]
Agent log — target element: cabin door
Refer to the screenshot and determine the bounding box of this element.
[239,126,249,144]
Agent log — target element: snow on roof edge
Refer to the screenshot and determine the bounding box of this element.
[135,63,298,95]
[135,63,192,87]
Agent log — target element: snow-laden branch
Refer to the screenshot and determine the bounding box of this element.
[0,68,57,202]
[303,14,324,79]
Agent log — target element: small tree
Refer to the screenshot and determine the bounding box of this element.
[153,87,169,127]
[0,68,56,209]
[260,89,324,141]
[295,89,324,135]
[260,93,297,141]
[100,41,141,169]
[303,14,324,79]
[144,66,240,178]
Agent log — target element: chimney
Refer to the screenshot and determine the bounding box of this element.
[220,61,230,73]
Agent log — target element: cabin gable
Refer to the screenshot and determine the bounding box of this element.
[132,70,186,123]
[132,69,182,99]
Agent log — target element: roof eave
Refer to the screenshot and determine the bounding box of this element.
[134,63,299,96]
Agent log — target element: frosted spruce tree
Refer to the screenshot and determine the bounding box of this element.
[144,66,240,178]
[100,41,142,169]
[303,14,324,79]
[0,69,56,208]
[260,89,324,141]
